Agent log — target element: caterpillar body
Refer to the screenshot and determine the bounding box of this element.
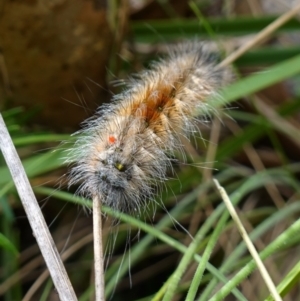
[69,42,230,214]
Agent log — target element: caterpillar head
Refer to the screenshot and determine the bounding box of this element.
[70,126,168,215]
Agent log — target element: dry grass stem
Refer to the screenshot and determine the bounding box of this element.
[93,195,105,301]
[219,2,300,67]
[0,113,77,301]
[213,179,283,301]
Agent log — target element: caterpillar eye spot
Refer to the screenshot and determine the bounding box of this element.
[114,162,126,172]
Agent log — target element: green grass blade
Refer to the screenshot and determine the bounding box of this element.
[199,202,300,301]
[235,47,300,66]
[185,210,231,301]
[162,202,229,301]
[132,16,300,41]
[0,146,67,184]
[0,233,18,256]
[265,260,300,301]
[216,53,300,107]
[12,134,70,147]
[208,218,300,301]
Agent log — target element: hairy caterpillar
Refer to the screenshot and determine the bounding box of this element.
[68,42,231,215]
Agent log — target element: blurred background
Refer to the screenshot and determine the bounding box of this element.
[1,0,300,300]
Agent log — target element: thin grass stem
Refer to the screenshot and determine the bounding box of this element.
[213,179,282,301]
[93,195,105,301]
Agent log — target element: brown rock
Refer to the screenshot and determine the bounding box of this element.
[0,0,112,130]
